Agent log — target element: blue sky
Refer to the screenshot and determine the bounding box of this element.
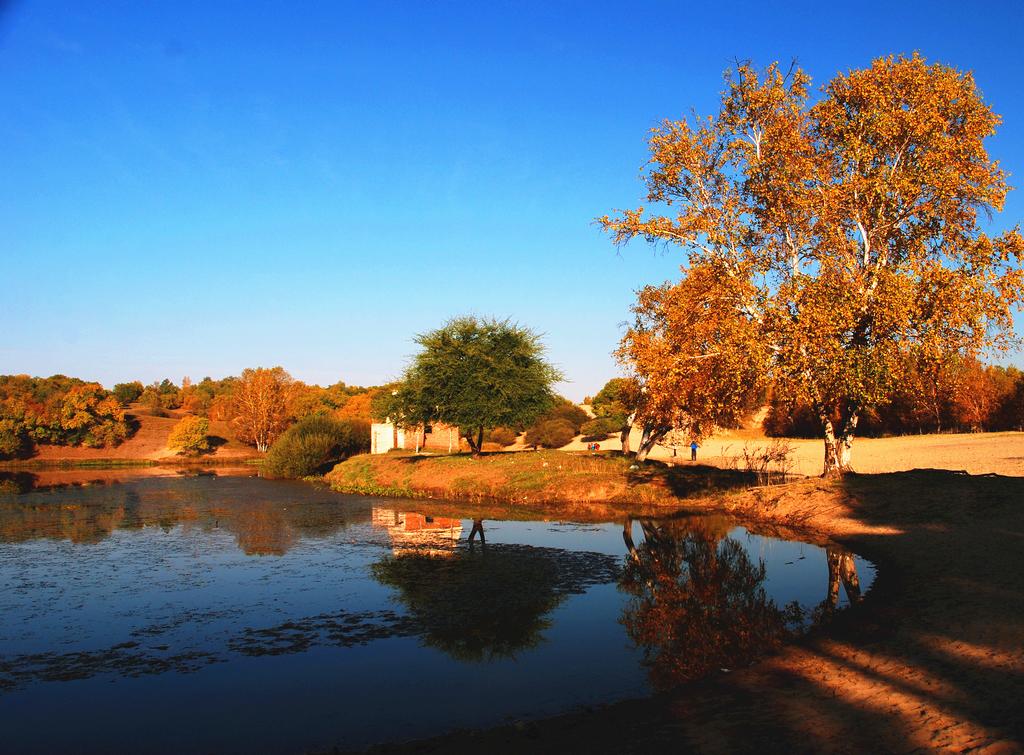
[1,0,1022,400]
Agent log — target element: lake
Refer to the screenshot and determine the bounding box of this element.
[0,469,874,753]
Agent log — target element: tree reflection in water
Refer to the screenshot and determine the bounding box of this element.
[373,546,562,661]
[820,546,863,619]
[0,473,372,554]
[372,518,621,662]
[619,516,863,690]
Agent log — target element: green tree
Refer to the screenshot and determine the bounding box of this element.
[0,418,29,460]
[526,396,589,434]
[590,377,642,452]
[388,317,562,456]
[112,381,144,405]
[167,415,210,455]
[262,415,370,478]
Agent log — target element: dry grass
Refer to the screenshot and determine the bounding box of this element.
[16,409,259,464]
[325,450,762,509]
[562,426,1024,478]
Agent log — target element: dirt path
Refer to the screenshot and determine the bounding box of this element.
[358,471,1024,754]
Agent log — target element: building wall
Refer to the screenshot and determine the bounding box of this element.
[370,421,462,454]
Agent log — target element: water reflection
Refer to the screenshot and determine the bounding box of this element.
[618,514,863,690]
[823,546,863,617]
[371,510,617,661]
[372,508,463,556]
[0,473,874,753]
[0,471,372,554]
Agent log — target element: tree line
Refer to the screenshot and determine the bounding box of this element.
[0,368,380,463]
[765,359,1024,438]
[0,375,131,458]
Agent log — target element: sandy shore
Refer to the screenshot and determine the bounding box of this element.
[352,467,1024,754]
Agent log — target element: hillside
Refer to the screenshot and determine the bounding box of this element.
[24,407,259,463]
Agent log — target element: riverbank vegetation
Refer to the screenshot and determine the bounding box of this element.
[765,359,1024,437]
[326,450,759,506]
[262,415,370,478]
[0,368,380,462]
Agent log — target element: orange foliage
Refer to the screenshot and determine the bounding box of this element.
[602,54,1024,474]
[335,391,375,422]
[230,367,293,452]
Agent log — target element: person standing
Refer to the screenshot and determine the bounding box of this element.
[690,440,699,461]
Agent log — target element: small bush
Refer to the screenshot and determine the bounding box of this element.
[543,399,590,434]
[167,416,210,455]
[581,416,621,438]
[524,418,576,449]
[0,418,31,460]
[486,426,519,446]
[138,388,166,417]
[263,416,370,478]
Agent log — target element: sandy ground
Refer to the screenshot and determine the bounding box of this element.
[359,470,1024,754]
[24,409,259,463]
[561,427,1024,478]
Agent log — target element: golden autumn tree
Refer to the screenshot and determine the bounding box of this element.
[231,367,293,452]
[602,54,1024,475]
[618,265,768,460]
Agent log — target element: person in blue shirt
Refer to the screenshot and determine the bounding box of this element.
[690,440,699,461]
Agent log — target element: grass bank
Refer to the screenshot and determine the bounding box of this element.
[0,457,260,471]
[325,450,764,509]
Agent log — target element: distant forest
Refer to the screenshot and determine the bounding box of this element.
[0,370,373,460]
[764,360,1024,438]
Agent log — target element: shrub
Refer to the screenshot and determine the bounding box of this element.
[263,416,370,478]
[486,426,518,447]
[167,415,210,455]
[524,418,576,449]
[138,388,166,417]
[580,416,621,438]
[0,418,30,460]
[543,399,590,434]
[113,381,144,405]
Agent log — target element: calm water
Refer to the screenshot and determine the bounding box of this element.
[0,470,873,753]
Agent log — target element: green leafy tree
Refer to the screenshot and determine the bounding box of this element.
[262,415,370,478]
[591,377,643,454]
[525,396,589,435]
[167,415,210,455]
[0,418,29,459]
[580,415,621,440]
[112,381,144,405]
[388,317,562,456]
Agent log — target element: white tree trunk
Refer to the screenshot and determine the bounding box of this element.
[821,412,858,476]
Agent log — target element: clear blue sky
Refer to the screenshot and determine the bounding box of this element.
[2,0,1022,400]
